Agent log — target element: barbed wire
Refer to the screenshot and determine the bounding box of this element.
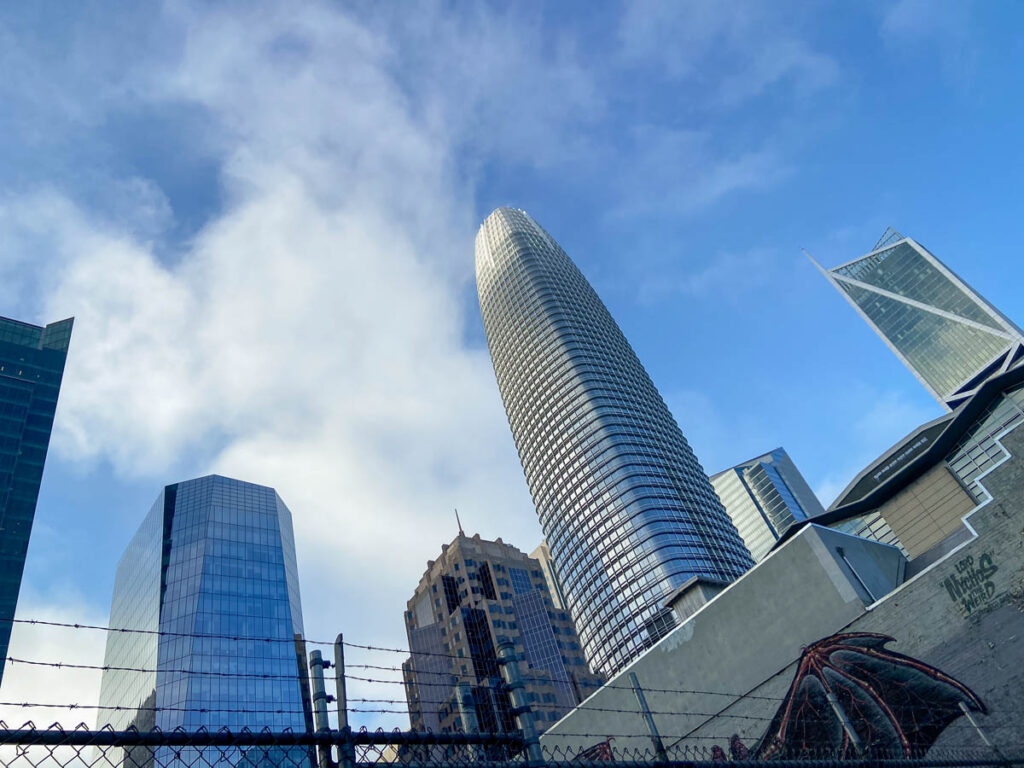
[0,618,338,647]
[3,652,795,702]
[5,617,1017,736]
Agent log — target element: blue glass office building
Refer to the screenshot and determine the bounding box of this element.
[818,228,1024,410]
[97,475,312,764]
[0,315,72,682]
[475,208,754,676]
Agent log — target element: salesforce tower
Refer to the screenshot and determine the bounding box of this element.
[475,208,754,676]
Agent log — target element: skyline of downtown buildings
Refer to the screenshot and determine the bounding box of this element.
[475,207,754,677]
[3,212,1021,731]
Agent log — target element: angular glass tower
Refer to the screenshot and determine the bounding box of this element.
[0,315,72,682]
[97,475,312,766]
[709,448,824,562]
[475,208,754,676]
[818,228,1024,410]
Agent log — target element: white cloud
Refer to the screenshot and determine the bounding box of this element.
[609,127,791,218]
[879,0,976,79]
[0,590,108,728]
[618,0,838,105]
[0,0,547,729]
[0,0,851,731]
[637,247,783,304]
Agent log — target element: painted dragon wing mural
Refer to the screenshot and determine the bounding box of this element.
[753,632,986,760]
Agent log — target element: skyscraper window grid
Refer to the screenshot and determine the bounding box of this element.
[476,208,754,676]
[0,315,72,683]
[97,476,312,767]
[403,533,601,734]
[820,231,1024,409]
[709,448,824,562]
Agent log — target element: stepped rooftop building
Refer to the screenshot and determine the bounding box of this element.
[816,228,1024,410]
[97,475,313,767]
[402,533,602,735]
[475,208,753,676]
[0,315,72,683]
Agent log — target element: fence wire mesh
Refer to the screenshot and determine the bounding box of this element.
[0,725,1019,768]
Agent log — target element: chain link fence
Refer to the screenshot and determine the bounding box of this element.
[0,725,1020,768]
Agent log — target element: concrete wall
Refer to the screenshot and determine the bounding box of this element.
[542,429,1024,758]
[541,527,905,754]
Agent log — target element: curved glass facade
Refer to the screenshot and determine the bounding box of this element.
[475,208,754,675]
[98,475,313,767]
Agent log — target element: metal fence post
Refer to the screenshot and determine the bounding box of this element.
[456,682,482,762]
[825,689,864,756]
[959,701,1007,764]
[497,640,543,764]
[334,634,355,768]
[309,650,334,768]
[629,672,668,762]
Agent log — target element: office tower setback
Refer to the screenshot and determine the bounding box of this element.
[709,448,825,562]
[475,208,754,676]
[0,315,72,682]
[97,475,312,766]
[529,541,566,610]
[402,533,602,735]
[816,228,1024,410]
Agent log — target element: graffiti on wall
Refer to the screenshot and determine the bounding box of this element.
[750,632,985,760]
[943,553,999,616]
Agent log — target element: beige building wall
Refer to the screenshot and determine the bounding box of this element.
[876,463,976,558]
[530,541,566,610]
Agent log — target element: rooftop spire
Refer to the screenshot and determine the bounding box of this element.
[455,507,465,537]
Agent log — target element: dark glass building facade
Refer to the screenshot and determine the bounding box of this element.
[0,315,72,681]
[475,208,753,676]
[97,475,312,766]
[819,228,1024,410]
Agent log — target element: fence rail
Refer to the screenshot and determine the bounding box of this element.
[0,725,1020,768]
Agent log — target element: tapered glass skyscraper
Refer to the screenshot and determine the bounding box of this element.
[475,208,754,675]
[817,228,1024,410]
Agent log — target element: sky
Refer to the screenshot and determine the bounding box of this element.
[0,0,1022,732]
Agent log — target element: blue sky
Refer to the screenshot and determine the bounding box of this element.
[0,0,1022,729]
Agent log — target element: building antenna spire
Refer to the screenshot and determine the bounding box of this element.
[802,247,826,274]
[455,507,465,537]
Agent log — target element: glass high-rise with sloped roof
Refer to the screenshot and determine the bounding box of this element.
[709,448,824,562]
[0,315,72,683]
[475,208,754,676]
[818,228,1024,410]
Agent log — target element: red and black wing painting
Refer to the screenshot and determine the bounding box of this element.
[752,632,986,759]
[574,738,614,762]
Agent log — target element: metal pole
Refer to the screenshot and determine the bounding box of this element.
[456,682,481,762]
[629,672,667,762]
[497,641,543,765]
[309,650,333,768]
[334,635,355,768]
[825,689,865,756]
[959,701,1006,763]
